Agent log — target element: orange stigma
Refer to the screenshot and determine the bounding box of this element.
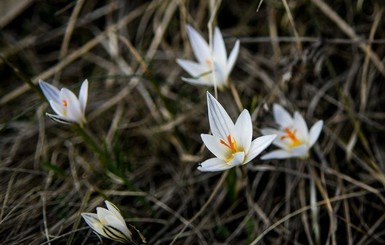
[206,58,212,67]
[62,99,68,107]
[280,128,301,147]
[220,135,237,153]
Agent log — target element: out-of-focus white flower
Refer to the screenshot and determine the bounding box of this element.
[261,104,323,160]
[198,92,276,172]
[81,201,132,243]
[176,25,240,88]
[39,79,88,126]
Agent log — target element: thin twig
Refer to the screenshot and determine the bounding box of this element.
[170,171,228,244]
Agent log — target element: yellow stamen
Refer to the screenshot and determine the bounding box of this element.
[280,128,301,147]
[62,99,68,116]
[220,135,237,153]
[206,59,212,67]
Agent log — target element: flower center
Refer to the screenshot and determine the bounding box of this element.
[62,99,68,107]
[280,128,301,147]
[220,134,237,153]
[220,134,243,163]
[62,99,68,116]
[206,58,212,67]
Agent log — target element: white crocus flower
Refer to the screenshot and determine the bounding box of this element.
[39,79,88,126]
[261,104,323,160]
[81,201,132,243]
[198,92,276,172]
[176,25,240,88]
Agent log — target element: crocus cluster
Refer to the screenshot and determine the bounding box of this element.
[37,24,324,244]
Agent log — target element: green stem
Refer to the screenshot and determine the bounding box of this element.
[72,124,110,166]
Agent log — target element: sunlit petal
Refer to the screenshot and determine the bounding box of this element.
[81,213,108,238]
[245,135,276,163]
[181,77,211,86]
[291,144,309,157]
[261,149,293,160]
[227,151,245,166]
[273,104,293,128]
[212,61,227,86]
[233,110,252,153]
[207,92,234,139]
[186,25,211,64]
[177,59,210,78]
[39,80,61,104]
[105,201,125,224]
[49,100,65,117]
[60,88,83,122]
[201,134,229,160]
[198,158,231,172]
[79,79,88,112]
[293,112,309,141]
[309,120,323,147]
[46,113,72,124]
[96,207,110,224]
[103,214,132,240]
[226,40,240,76]
[213,27,227,69]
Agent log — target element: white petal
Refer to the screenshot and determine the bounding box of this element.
[309,120,323,147]
[291,144,309,157]
[82,213,108,238]
[227,151,245,166]
[95,206,132,242]
[186,25,211,64]
[293,112,309,141]
[181,77,212,86]
[212,61,227,87]
[96,207,110,224]
[206,92,234,139]
[272,135,291,150]
[198,157,231,172]
[103,214,132,241]
[177,59,210,78]
[233,110,252,153]
[49,100,66,117]
[46,113,72,124]
[201,134,230,160]
[273,104,293,128]
[226,40,240,77]
[60,88,83,123]
[79,79,88,112]
[105,201,125,225]
[213,27,227,70]
[261,128,288,149]
[245,134,276,163]
[39,80,61,104]
[261,149,293,160]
